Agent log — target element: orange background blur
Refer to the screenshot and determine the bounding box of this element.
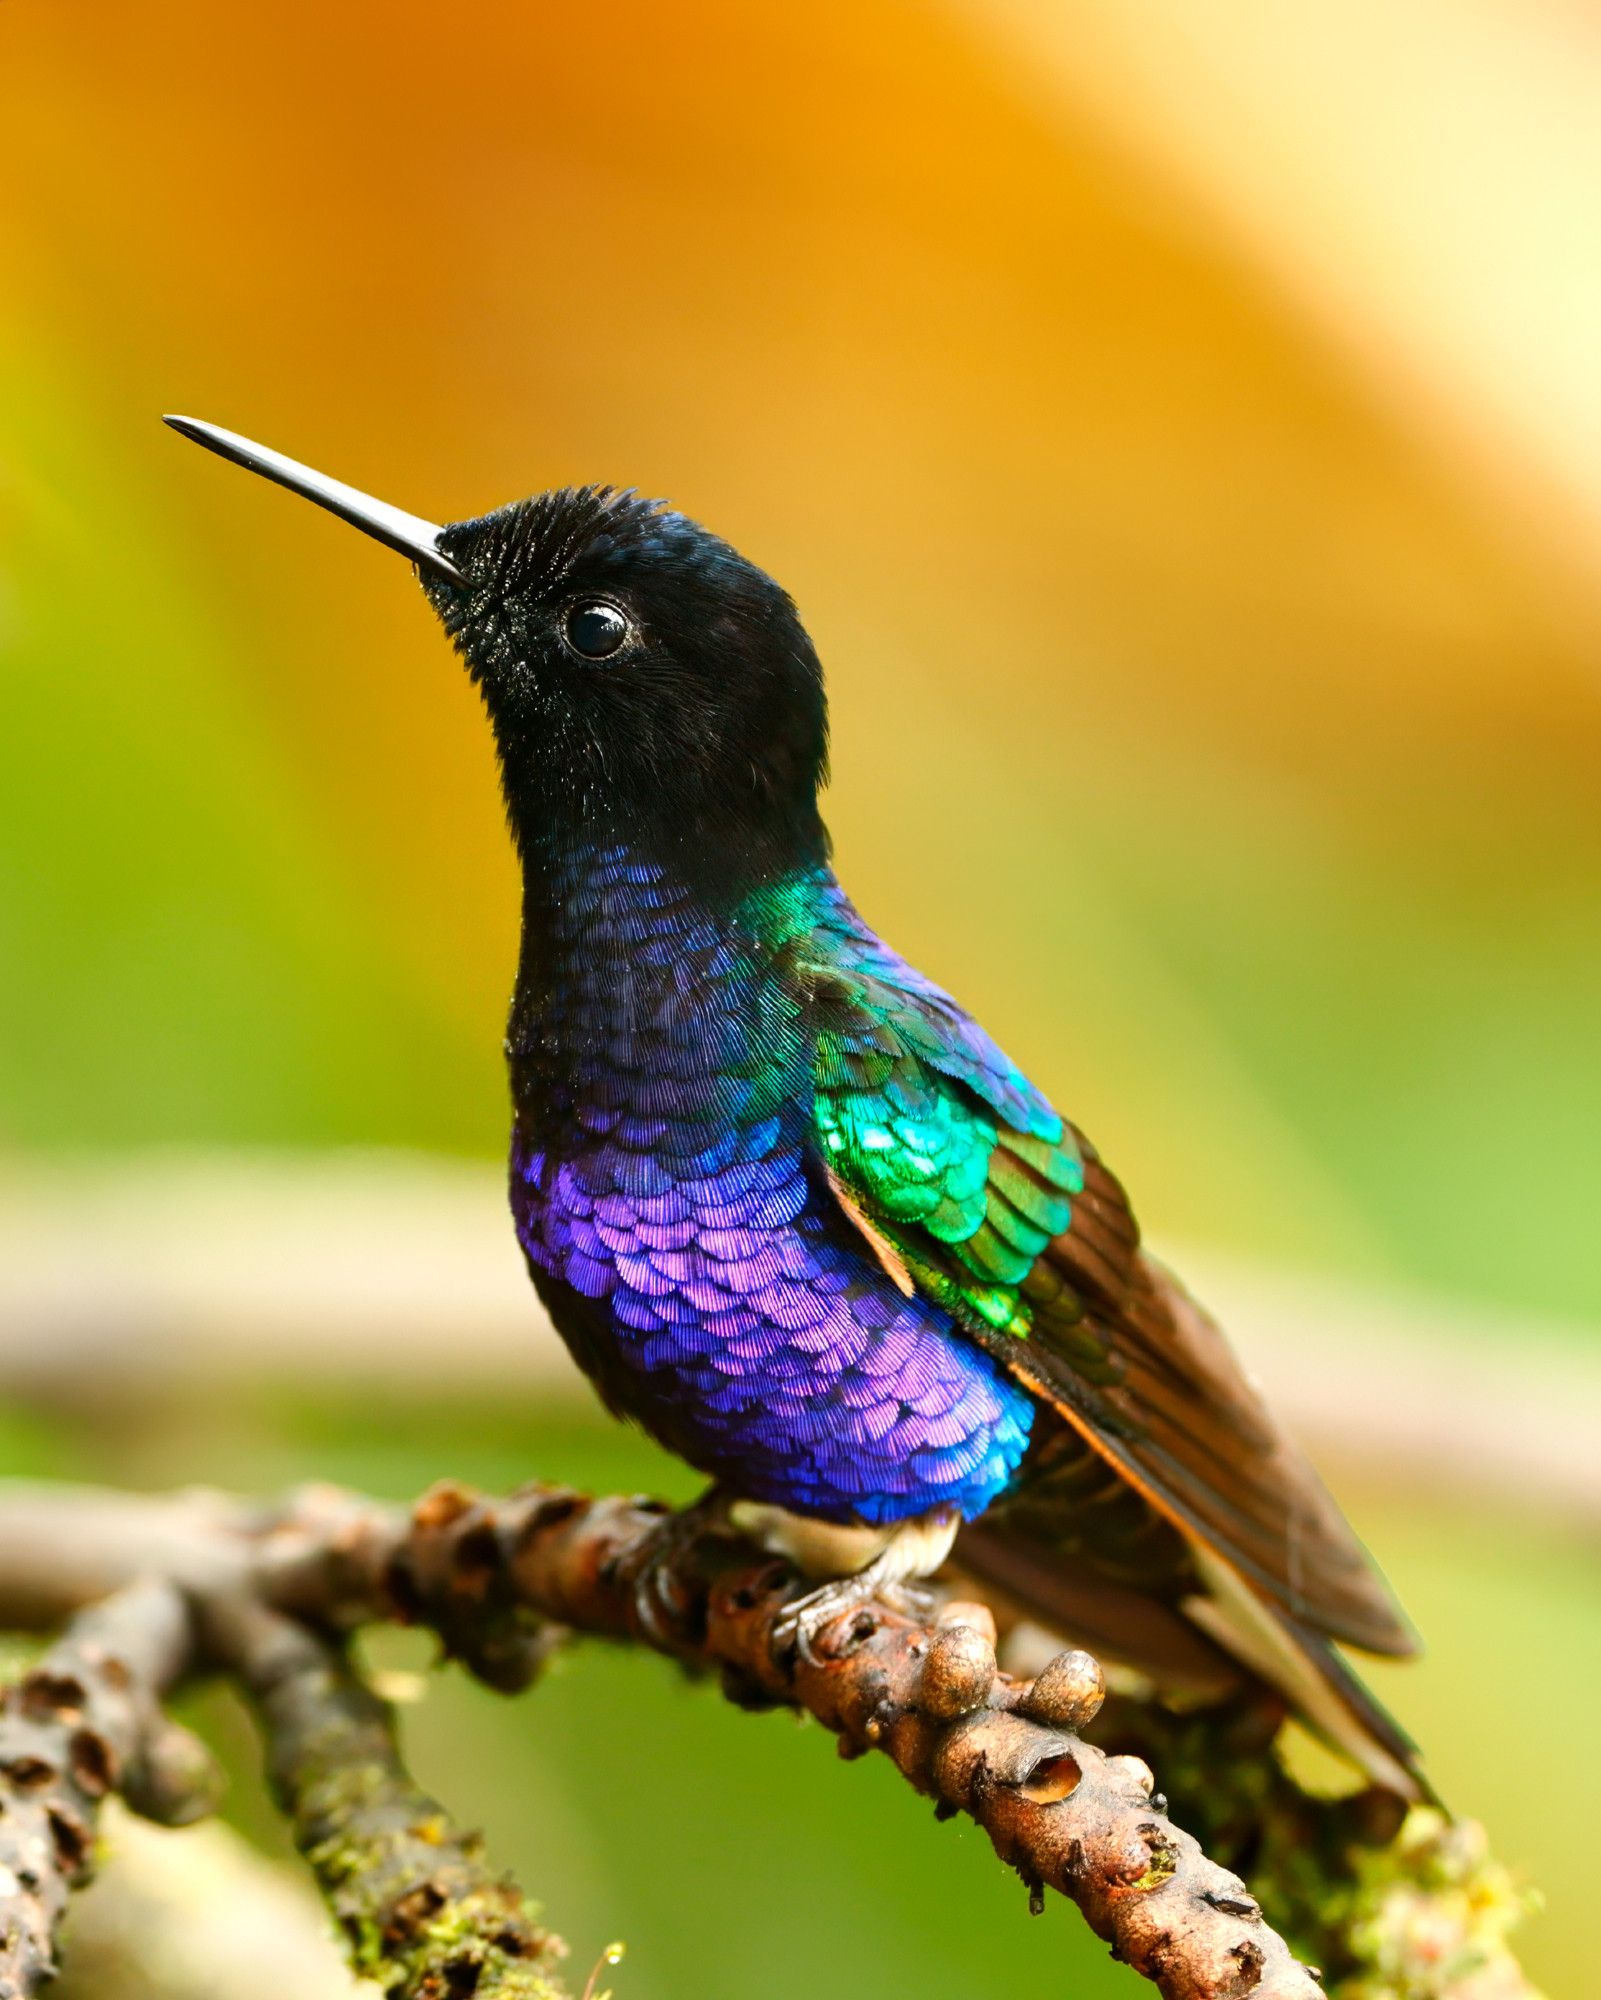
[3,5,1599,1994]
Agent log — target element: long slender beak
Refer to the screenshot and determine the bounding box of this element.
[162,415,466,587]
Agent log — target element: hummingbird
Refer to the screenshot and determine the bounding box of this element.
[165,416,1425,1798]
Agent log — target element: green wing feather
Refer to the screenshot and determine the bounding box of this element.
[800,910,1413,1659]
[803,908,1085,1333]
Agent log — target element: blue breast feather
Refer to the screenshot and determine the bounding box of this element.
[510,846,1037,1525]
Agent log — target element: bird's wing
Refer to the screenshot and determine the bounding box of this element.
[799,911,1413,1659]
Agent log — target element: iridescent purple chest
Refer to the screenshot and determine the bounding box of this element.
[508,848,1033,1525]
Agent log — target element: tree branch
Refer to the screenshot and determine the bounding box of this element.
[7,1155,1594,1527]
[311,1482,1328,1999]
[265,1481,1544,1994]
[0,1479,1329,2000]
[0,1489,570,2000]
[0,1578,208,2000]
[0,1477,1545,1999]
[205,1589,568,2000]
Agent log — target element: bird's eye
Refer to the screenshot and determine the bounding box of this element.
[563,600,631,661]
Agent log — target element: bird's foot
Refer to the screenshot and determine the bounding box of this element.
[626,1486,730,1648]
[768,1507,959,1666]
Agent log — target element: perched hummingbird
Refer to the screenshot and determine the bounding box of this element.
[166,417,1424,1797]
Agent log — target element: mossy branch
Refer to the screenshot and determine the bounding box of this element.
[0,1478,1543,2000]
[206,1591,567,2000]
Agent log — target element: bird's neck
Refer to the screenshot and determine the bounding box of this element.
[507,833,830,1141]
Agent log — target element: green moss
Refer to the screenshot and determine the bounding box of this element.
[1127,1834,1179,1896]
[1334,1809,1545,2000]
[260,1674,569,1999]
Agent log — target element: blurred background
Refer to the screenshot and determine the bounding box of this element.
[2,1,1599,1992]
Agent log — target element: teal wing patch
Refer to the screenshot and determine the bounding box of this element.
[802,916,1086,1333]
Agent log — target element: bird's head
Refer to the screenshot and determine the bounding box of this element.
[428,484,828,872]
[165,419,829,885]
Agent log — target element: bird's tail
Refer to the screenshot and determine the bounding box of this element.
[1180,1540,1433,1802]
[952,1521,1433,1804]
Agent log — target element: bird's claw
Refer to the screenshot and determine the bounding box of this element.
[770,1572,939,1666]
[626,1490,726,1647]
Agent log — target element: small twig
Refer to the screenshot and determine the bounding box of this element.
[576,1942,625,2000]
[0,1579,212,2000]
[205,1590,569,2000]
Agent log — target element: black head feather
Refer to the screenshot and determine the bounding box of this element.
[423,487,829,889]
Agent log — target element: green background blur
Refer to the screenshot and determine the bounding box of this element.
[2,2,1599,1993]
